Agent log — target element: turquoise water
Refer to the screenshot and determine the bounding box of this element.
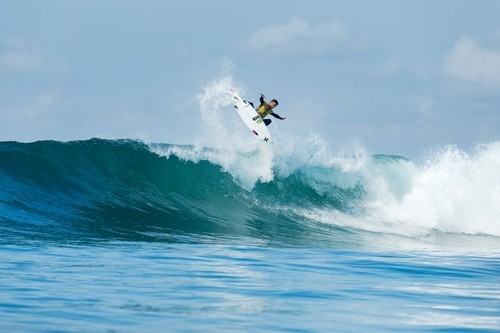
[1,139,500,332]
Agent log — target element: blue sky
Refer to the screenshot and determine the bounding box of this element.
[1,0,500,158]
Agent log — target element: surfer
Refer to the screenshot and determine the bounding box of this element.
[254,94,286,126]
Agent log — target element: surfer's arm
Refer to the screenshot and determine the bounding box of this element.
[259,95,265,104]
[271,112,286,120]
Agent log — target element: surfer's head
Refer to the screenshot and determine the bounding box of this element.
[269,99,279,108]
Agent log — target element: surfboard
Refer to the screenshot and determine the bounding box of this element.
[229,89,272,143]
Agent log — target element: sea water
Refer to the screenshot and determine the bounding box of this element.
[2,241,499,332]
[1,138,499,332]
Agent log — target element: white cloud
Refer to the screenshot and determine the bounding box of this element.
[0,37,68,74]
[443,35,500,85]
[0,37,43,72]
[0,89,62,121]
[36,90,62,110]
[407,94,435,124]
[0,89,64,141]
[245,18,347,58]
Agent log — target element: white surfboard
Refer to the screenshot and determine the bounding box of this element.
[229,89,272,143]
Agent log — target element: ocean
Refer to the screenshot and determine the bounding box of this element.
[1,138,500,332]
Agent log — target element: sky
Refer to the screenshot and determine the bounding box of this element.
[1,0,500,159]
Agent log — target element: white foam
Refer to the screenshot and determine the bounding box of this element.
[267,136,500,239]
[375,143,500,236]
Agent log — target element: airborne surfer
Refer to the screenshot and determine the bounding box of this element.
[253,94,286,126]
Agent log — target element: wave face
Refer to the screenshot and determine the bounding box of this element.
[1,139,500,247]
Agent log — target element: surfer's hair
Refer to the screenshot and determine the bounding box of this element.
[271,99,279,106]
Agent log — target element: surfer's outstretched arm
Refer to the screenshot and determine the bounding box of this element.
[271,112,286,120]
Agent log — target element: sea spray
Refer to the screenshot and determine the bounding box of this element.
[306,142,500,237]
[254,138,500,238]
[376,143,500,236]
[187,74,275,189]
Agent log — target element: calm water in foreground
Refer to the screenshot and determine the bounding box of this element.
[1,238,499,332]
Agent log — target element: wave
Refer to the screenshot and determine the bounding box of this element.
[1,138,499,248]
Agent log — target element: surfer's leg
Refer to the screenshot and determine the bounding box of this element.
[264,119,272,126]
[249,101,255,109]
